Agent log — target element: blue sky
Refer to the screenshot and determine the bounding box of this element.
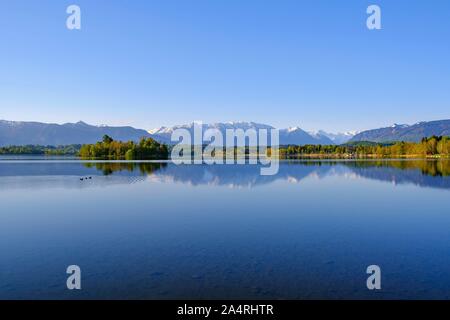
[1,0,449,132]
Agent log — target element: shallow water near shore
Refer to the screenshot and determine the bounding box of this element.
[1,159,450,299]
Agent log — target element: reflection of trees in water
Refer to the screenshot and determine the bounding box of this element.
[342,160,450,190]
[82,160,450,190]
[83,162,167,176]
[342,160,450,177]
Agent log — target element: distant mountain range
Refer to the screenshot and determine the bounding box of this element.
[0,119,449,147]
[308,130,358,145]
[349,120,450,143]
[149,122,337,145]
[0,120,153,147]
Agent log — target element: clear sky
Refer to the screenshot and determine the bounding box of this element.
[1,0,449,132]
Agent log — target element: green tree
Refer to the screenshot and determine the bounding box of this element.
[102,135,114,144]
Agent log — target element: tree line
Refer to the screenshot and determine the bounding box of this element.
[0,144,81,155]
[2,135,449,159]
[278,136,450,158]
[79,135,169,160]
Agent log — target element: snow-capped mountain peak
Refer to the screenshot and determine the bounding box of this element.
[391,123,409,128]
[147,122,361,145]
[287,126,301,133]
[148,122,338,145]
[308,130,358,144]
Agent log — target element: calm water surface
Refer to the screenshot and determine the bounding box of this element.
[1,159,449,299]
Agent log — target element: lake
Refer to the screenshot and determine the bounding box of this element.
[1,159,450,299]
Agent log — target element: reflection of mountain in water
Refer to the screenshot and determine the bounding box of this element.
[0,160,449,190]
[148,163,331,188]
[90,160,450,190]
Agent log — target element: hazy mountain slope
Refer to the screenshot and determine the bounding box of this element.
[0,120,154,146]
[279,127,334,145]
[350,120,450,143]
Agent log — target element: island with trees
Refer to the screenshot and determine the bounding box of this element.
[78,135,169,160]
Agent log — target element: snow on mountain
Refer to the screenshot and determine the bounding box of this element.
[309,130,358,145]
[150,122,335,145]
[391,123,409,128]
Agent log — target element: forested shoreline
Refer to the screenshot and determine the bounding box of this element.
[278,136,450,158]
[1,135,449,159]
[0,144,81,155]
